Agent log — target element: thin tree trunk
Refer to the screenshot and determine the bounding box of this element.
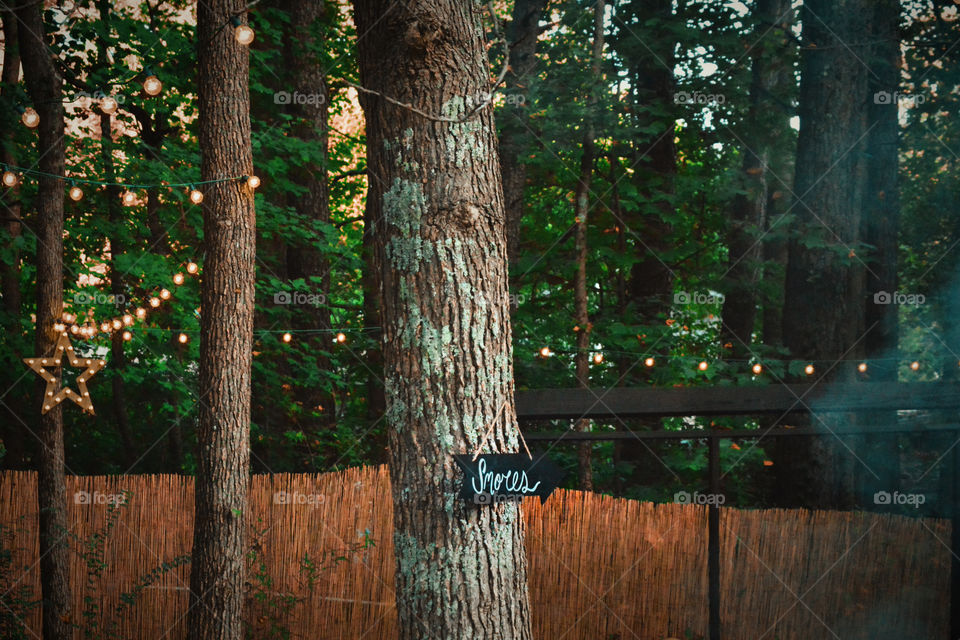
[500,0,548,267]
[721,0,793,354]
[15,3,72,637]
[188,1,255,638]
[355,2,533,638]
[777,0,871,509]
[0,9,26,469]
[860,0,901,506]
[572,0,605,492]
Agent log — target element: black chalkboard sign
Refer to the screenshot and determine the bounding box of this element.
[453,453,564,505]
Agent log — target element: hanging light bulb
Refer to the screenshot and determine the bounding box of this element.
[68,184,84,201]
[178,333,189,344]
[282,332,292,343]
[142,74,162,96]
[644,357,655,368]
[910,361,920,371]
[159,288,171,300]
[21,107,39,128]
[111,318,122,330]
[62,312,76,323]
[149,297,161,308]
[135,307,147,319]
[186,262,199,274]
[2,170,19,188]
[698,361,709,371]
[189,187,203,204]
[857,362,868,373]
[53,322,65,333]
[336,332,347,343]
[70,324,80,335]
[236,23,255,45]
[122,314,134,326]
[592,353,604,364]
[100,95,118,115]
[246,175,261,190]
[122,190,137,206]
[122,330,132,341]
[173,273,185,285]
[100,321,111,333]
[804,364,815,376]
[752,363,763,375]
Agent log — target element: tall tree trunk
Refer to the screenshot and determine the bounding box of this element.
[500,0,548,267]
[0,9,26,469]
[188,1,255,638]
[776,0,871,509]
[572,0,605,492]
[860,0,901,505]
[279,0,336,432]
[355,2,533,638]
[721,0,793,354]
[361,185,387,461]
[15,3,72,637]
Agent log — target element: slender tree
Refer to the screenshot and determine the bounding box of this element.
[500,0,548,267]
[354,1,533,637]
[572,0,605,491]
[188,1,256,638]
[14,2,73,636]
[777,0,871,509]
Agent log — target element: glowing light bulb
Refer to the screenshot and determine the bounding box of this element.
[189,188,203,204]
[186,262,198,274]
[53,323,65,333]
[539,346,551,358]
[592,353,604,364]
[70,325,79,334]
[135,307,147,319]
[62,312,75,323]
[752,363,763,375]
[246,175,261,190]
[122,314,134,326]
[112,318,122,330]
[100,322,111,333]
[122,191,137,206]
[159,288,171,300]
[235,23,255,45]
[142,75,162,96]
[149,297,160,308]
[282,332,292,343]
[68,185,84,201]
[644,357,655,367]
[100,96,118,115]
[910,361,920,371]
[178,333,188,344]
[173,273,185,285]
[122,330,132,341]
[336,332,347,343]
[21,107,39,128]
[804,364,815,376]
[698,361,709,371]
[2,171,18,188]
[857,362,868,373]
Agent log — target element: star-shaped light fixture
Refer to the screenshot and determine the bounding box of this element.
[23,332,105,415]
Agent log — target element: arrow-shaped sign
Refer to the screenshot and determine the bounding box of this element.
[453,453,565,505]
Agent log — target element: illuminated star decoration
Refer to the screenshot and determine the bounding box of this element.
[23,332,105,415]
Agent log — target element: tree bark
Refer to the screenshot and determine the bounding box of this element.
[777,0,871,509]
[721,0,793,354]
[14,2,73,637]
[188,1,255,638]
[354,2,533,638]
[572,0,605,492]
[500,0,548,267]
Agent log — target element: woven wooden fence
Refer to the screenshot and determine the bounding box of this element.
[0,467,949,639]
